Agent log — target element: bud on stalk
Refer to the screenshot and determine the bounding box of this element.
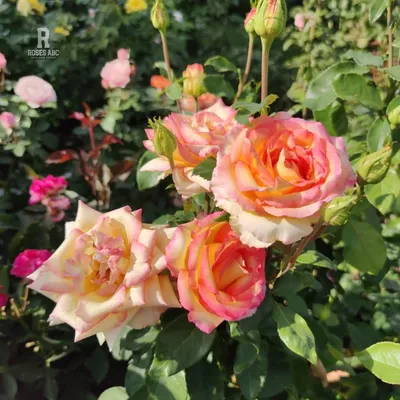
[254,0,287,46]
[322,194,358,226]
[150,119,177,168]
[244,8,257,36]
[388,105,400,128]
[356,146,392,185]
[151,0,169,32]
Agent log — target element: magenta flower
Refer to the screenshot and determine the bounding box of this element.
[0,285,8,307]
[12,249,52,278]
[29,175,68,205]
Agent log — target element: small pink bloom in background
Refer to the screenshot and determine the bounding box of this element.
[182,63,204,97]
[198,92,219,110]
[14,76,57,108]
[294,13,306,30]
[29,175,68,205]
[100,49,132,89]
[0,285,8,307]
[0,53,6,70]
[151,75,171,89]
[43,196,71,222]
[12,249,52,278]
[0,112,16,135]
[117,48,130,60]
[166,213,266,333]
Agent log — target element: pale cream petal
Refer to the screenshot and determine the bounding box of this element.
[128,306,166,329]
[75,201,101,232]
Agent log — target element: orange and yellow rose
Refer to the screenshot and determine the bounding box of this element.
[166,213,266,333]
[211,113,356,248]
[28,201,180,348]
[141,99,237,199]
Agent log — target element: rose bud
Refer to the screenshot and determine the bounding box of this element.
[244,8,257,35]
[151,0,169,32]
[254,0,287,45]
[182,64,205,98]
[151,118,177,167]
[322,193,358,226]
[357,146,392,185]
[388,105,400,129]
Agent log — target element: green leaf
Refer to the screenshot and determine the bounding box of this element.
[186,360,224,400]
[333,74,384,110]
[205,56,237,73]
[122,326,159,352]
[234,341,259,375]
[357,342,400,384]
[98,387,129,400]
[85,347,109,384]
[304,62,368,111]
[204,75,235,99]
[136,151,165,191]
[365,169,400,214]
[342,219,387,274]
[272,303,317,365]
[313,102,348,136]
[192,157,217,180]
[150,313,216,377]
[296,250,335,269]
[146,371,189,400]
[232,102,264,114]
[10,364,44,383]
[166,82,182,101]
[274,271,321,297]
[125,351,152,396]
[367,117,391,152]
[237,341,268,400]
[44,372,58,400]
[387,96,400,115]
[369,0,389,22]
[344,50,384,67]
[387,66,400,81]
[0,214,20,233]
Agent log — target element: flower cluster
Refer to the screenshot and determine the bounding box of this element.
[29,175,71,222]
[12,249,52,278]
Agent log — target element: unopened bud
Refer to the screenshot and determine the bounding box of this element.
[150,118,177,166]
[182,64,205,98]
[151,0,169,32]
[388,105,400,128]
[244,8,257,35]
[322,194,358,226]
[356,146,392,185]
[254,0,287,45]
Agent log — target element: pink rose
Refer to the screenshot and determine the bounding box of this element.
[294,13,306,31]
[211,113,356,248]
[182,64,205,97]
[15,76,57,108]
[0,53,6,70]
[100,49,132,89]
[0,112,16,135]
[0,285,8,308]
[166,213,266,333]
[29,175,68,205]
[141,99,237,199]
[28,201,181,348]
[43,195,71,222]
[12,249,52,278]
[179,95,197,113]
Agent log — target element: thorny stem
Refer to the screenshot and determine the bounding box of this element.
[235,34,255,102]
[160,31,182,112]
[387,1,393,68]
[21,286,29,313]
[261,39,271,101]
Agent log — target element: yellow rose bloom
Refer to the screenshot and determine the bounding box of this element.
[54,26,70,36]
[16,0,46,16]
[125,0,148,14]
